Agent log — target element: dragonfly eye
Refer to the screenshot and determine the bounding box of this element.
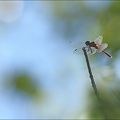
[85,41,90,46]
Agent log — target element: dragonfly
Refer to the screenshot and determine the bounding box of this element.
[69,36,112,58]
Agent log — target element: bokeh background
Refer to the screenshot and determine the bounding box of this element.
[0,1,120,119]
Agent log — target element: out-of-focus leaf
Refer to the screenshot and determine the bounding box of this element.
[98,2,120,56]
[5,71,44,100]
[87,82,120,119]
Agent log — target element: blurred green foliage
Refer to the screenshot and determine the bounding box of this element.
[86,2,120,118]
[5,71,43,100]
[98,2,120,56]
[11,73,38,96]
[87,83,120,119]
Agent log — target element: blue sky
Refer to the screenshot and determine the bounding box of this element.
[0,1,87,118]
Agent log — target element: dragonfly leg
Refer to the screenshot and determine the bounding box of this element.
[90,47,93,53]
[86,46,94,54]
[87,47,90,52]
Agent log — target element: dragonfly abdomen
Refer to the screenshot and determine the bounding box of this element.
[102,50,112,58]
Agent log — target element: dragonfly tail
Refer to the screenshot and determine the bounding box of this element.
[102,51,112,58]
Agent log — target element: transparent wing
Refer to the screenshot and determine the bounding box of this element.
[73,47,96,55]
[73,48,81,54]
[97,43,108,52]
[94,36,103,45]
[69,41,82,48]
[86,47,97,55]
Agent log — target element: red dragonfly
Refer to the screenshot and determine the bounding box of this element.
[69,36,112,58]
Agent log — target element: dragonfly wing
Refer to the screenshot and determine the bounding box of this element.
[94,36,103,45]
[73,48,81,54]
[73,46,91,55]
[87,47,96,55]
[97,43,108,52]
[69,41,82,48]
[73,47,96,55]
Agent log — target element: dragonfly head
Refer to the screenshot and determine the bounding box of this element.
[85,41,91,46]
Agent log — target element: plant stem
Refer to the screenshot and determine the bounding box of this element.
[82,47,107,119]
[82,47,100,101]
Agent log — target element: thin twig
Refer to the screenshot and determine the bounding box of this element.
[82,47,100,101]
[82,47,107,119]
